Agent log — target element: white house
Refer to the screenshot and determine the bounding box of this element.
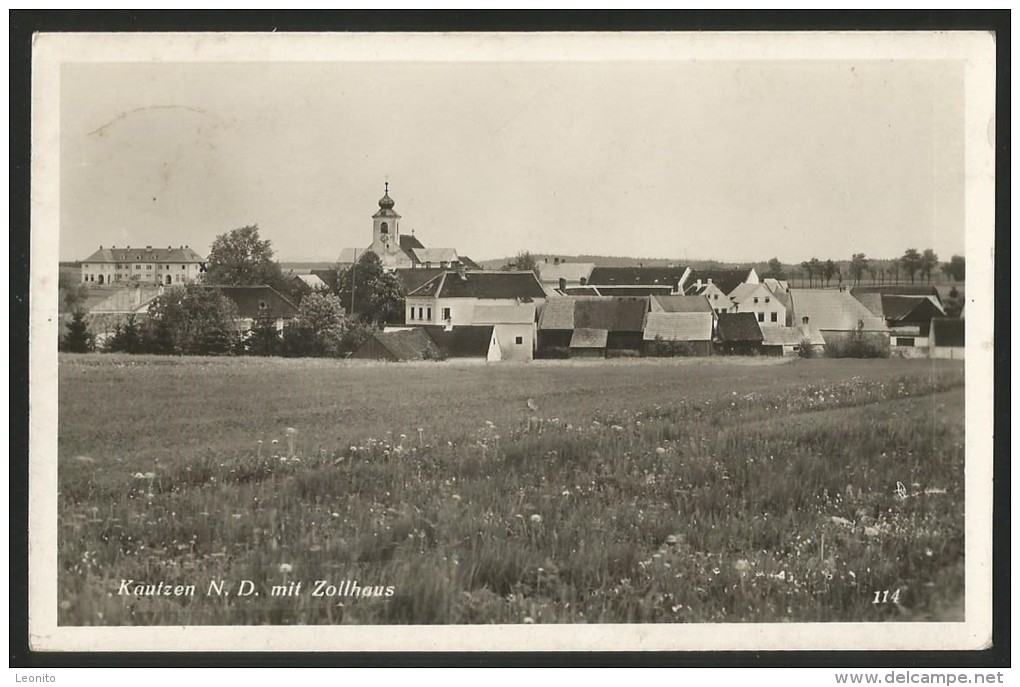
[80,245,205,286]
[728,282,787,327]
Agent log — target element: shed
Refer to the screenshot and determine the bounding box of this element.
[929,318,965,360]
[643,312,713,356]
[570,327,609,358]
[350,328,444,362]
[714,313,764,355]
[760,323,826,357]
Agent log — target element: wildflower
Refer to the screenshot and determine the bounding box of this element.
[279,563,293,574]
[655,447,667,455]
[863,526,881,538]
[332,512,340,518]
[285,427,297,436]
[665,535,679,546]
[133,472,145,480]
[523,617,535,624]
[452,494,462,501]
[271,439,279,445]
[734,559,751,574]
[257,440,263,445]
[530,514,542,524]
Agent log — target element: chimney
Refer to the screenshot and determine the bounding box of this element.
[99,244,103,249]
[559,277,567,291]
[802,316,809,325]
[580,277,587,286]
[146,245,152,249]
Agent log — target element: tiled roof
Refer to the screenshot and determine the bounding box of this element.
[652,295,714,313]
[587,266,688,287]
[643,312,713,342]
[570,328,609,348]
[716,313,764,343]
[762,278,789,294]
[88,285,162,314]
[399,234,426,252]
[789,289,887,332]
[930,318,965,347]
[538,297,647,332]
[761,324,826,347]
[365,328,444,361]
[458,255,482,270]
[409,271,547,300]
[684,268,752,295]
[293,274,328,290]
[203,285,300,320]
[538,298,576,330]
[421,325,495,357]
[82,246,205,263]
[727,282,775,307]
[594,286,674,296]
[561,286,601,296]
[853,291,885,318]
[881,295,945,321]
[536,262,596,284]
[395,268,447,295]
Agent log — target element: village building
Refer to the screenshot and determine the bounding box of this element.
[351,328,445,362]
[84,284,163,347]
[203,285,300,332]
[538,296,648,358]
[727,282,788,327]
[536,259,596,294]
[80,245,205,286]
[336,184,477,272]
[404,270,546,361]
[287,272,329,300]
[686,282,732,315]
[644,295,715,356]
[714,312,764,355]
[787,289,889,348]
[760,320,826,357]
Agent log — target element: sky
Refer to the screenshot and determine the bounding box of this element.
[59,58,965,264]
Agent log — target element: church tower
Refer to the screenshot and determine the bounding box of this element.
[372,182,401,250]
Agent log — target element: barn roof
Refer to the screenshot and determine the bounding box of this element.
[537,297,647,332]
[411,247,459,264]
[203,285,300,319]
[292,273,328,290]
[360,328,444,361]
[536,262,595,284]
[394,268,447,294]
[421,325,495,357]
[587,266,688,287]
[82,245,205,263]
[789,289,887,332]
[643,312,713,342]
[853,291,885,317]
[930,318,965,347]
[570,328,609,348]
[684,268,752,295]
[593,286,674,296]
[881,295,945,321]
[852,284,943,304]
[716,313,764,343]
[652,294,714,313]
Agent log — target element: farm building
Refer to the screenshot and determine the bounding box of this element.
[714,313,764,355]
[728,282,787,327]
[538,296,648,358]
[760,321,826,357]
[929,318,965,360]
[287,273,329,301]
[686,282,732,314]
[419,325,497,360]
[570,327,609,358]
[851,283,943,308]
[204,285,300,332]
[787,289,889,348]
[643,312,714,356]
[881,295,946,355]
[405,270,545,327]
[351,328,444,362]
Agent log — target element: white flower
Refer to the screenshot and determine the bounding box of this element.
[655,447,667,455]
[285,427,297,435]
[530,514,542,524]
[279,563,293,574]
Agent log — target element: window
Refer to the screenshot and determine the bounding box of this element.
[181,265,185,270]
[136,265,141,269]
[757,312,765,322]
[770,312,778,322]
[84,264,89,268]
[259,300,268,310]
[442,308,451,320]
[418,307,424,320]
[713,294,718,300]
[147,265,152,270]
[896,337,915,347]
[753,297,759,304]
[515,336,523,345]
[409,308,415,321]
[765,297,771,303]
[380,221,389,234]
[427,307,432,320]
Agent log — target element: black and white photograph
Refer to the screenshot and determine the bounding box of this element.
[25,28,997,654]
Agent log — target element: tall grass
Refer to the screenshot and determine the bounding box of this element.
[56,356,965,625]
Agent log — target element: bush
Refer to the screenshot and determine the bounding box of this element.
[59,309,95,353]
[797,339,817,359]
[645,336,697,357]
[825,323,890,359]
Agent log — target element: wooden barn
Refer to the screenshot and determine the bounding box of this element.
[714,312,764,355]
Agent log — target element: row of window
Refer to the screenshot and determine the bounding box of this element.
[83,264,189,270]
[752,296,771,304]
[756,312,780,323]
[408,306,453,321]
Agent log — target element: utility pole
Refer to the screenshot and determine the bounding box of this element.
[350,249,357,317]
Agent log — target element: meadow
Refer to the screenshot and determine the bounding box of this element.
[57,354,966,625]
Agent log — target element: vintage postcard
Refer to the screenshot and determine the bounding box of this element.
[28,30,996,652]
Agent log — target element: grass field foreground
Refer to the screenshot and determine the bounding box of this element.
[57,355,965,625]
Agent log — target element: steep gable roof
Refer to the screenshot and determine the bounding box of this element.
[684,268,751,296]
[394,268,447,295]
[421,325,495,357]
[652,294,714,313]
[853,291,885,318]
[399,234,426,252]
[881,295,945,322]
[587,266,688,288]
[852,284,943,305]
[536,262,596,284]
[203,285,300,320]
[457,255,482,270]
[789,289,887,332]
[727,282,777,306]
[643,312,713,342]
[930,318,965,347]
[716,312,764,343]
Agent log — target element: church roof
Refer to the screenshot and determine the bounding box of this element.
[82,245,205,263]
[399,234,426,252]
[411,247,459,264]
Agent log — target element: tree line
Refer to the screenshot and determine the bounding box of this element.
[760,250,964,288]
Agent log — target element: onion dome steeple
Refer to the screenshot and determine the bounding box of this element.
[378,181,395,210]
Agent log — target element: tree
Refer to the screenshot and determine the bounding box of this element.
[943,286,964,318]
[941,255,965,282]
[60,309,94,352]
[900,248,923,284]
[205,224,287,290]
[509,251,538,274]
[850,253,869,287]
[800,260,814,287]
[920,249,939,284]
[282,291,348,357]
[336,251,402,324]
[766,257,786,279]
[822,259,838,287]
[59,271,88,313]
[247,309,282,356]
[143,284,240,355]
[105,314,142,353]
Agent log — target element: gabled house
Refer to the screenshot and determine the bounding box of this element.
[728,282,787,327]
[351,328,444,362]
[85,284,163,346]
[405,270,546,361]
[80,245,205,286]
[714,313,764,355]
[787,289,889,347]
[686,282,732,314]
[204,285,300,332]
[537,296,648,358]
[536,260,595,293]
[881,295,946,353]
[643,303,714,357]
